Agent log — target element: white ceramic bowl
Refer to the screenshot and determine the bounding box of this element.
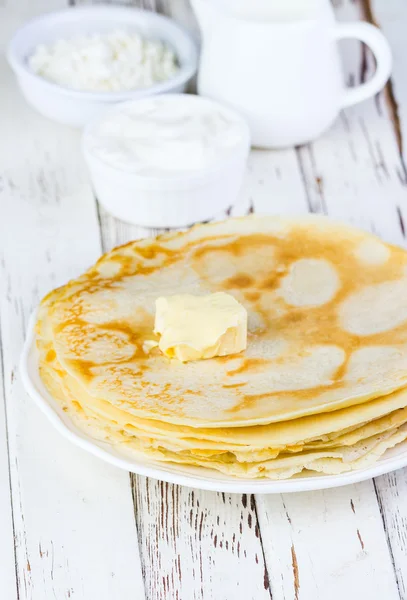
[7,6,198,127]
[82,95,251,228]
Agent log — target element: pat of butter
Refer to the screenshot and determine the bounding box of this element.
[142,339,159,354]
[154,293,247,362]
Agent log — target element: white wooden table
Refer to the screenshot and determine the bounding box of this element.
[1,0,407,598]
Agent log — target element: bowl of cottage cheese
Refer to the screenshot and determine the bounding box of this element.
[7,5,197,127]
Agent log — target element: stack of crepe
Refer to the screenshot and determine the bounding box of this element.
[36,215,407,479]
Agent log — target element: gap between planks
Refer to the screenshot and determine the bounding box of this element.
[0,316,19,600]
[361,0,405,162]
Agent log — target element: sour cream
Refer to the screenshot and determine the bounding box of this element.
[83,95,248,177]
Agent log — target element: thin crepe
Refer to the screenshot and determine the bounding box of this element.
[38,215,407,427]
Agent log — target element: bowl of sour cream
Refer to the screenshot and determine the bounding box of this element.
[82,94,251,227]
[7,5,197,127]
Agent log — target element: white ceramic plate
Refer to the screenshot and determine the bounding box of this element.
[21,311,407,493]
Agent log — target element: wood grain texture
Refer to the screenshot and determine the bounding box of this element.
[133,479,273,600]
[367,0,407,161]
[301,0,406,245]
[258,484,400,600]
[0,2,145,598]
[360,2,407,597]
[73,0,199,35]
[0,319,18,600]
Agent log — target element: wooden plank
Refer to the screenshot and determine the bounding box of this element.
[360,1,407,597]
[296,99,406,245]
[0,330,18,599]
[297,0,406,245]
[373,472,407,600]
[368,0,407,164]
[242,150,310,216]
[73,0,199,36]
[133,479,274,600]
[0,1,146,598]
[257,483,400,600]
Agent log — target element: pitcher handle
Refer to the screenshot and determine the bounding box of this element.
[334,22,392,108]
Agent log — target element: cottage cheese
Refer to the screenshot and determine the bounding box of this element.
[28,30,179,92]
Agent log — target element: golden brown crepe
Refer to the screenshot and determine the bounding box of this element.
[35,215,407,478]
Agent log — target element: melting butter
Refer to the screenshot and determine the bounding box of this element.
[153,292,247,362]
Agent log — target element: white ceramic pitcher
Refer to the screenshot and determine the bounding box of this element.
[191,0,392,148]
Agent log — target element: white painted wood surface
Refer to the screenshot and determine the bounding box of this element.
[0,3,145,599]
[1,0,407,598]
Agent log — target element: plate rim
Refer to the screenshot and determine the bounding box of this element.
[20,309,407,494]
